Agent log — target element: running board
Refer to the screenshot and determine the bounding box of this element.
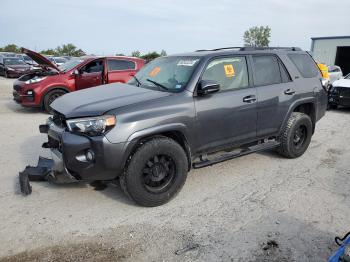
[192,140,280,169]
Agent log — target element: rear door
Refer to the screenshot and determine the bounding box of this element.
[75,59,104,90]
[107,58,137,83]
[251,54,295,137]
[194,55,257,153]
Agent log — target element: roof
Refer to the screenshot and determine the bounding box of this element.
[172,46,304,57]
[311,36,350,41]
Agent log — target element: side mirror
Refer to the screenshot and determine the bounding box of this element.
[197,80,220,96]
[72,69,80,76]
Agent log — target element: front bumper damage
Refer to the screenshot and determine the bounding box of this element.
[19,115,127,195]
[19,152,78,195]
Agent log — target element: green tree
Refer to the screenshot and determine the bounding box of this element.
[2,44,20,53]
[160,49,167,56]
[40,48,57,56]
[55,43,86,57]
[131,50,141,57]
[141,52,161,61]
[243,26,271,47]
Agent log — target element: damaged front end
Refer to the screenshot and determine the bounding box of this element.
[19,115,79,195]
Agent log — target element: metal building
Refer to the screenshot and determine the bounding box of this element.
[311,36,350,75]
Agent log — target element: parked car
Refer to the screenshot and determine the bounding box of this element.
[19,47,328,207]
[46,56,68,66]
[13,48,145,113]
[328,73,350,109]
[328,65,343,84]
[0,57,31,78]
[0,52,17,58]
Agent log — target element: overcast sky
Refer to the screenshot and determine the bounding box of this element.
[1,0,349,55]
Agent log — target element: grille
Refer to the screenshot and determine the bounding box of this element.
[52,112,66,128]
[13,85,22,92]
[338,87,350,97]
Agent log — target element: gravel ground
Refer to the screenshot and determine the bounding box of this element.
[0,76,349,261]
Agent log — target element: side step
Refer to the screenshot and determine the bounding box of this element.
[192,140,280,169]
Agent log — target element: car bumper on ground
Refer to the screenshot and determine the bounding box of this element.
[19,117,128,195]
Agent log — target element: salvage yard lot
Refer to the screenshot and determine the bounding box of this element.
[0,76,349,261]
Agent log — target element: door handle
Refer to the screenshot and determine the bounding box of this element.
[284,89,296,95]
[243,95,256,103]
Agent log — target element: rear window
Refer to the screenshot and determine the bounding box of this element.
[288,53,319,78]
[252,55,281,86]
[107,59,136,71]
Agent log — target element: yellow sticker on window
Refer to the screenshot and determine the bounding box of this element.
[149,67,161,77]
[224,64,235,78]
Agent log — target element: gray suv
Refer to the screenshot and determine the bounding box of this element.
[20,47,328,207]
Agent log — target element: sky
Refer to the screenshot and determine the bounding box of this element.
[1,0,350,56]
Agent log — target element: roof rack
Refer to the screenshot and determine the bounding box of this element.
[195,46,302,52]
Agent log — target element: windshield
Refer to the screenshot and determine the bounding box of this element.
[4,58,26,65]
[59,58,84,72]
[128,56,201,92]
[345,73,350,80]
[55,57,67,63]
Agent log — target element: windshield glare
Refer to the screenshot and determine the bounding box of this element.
[59,59,84,72]
[128,56,201,92]
[4,58,26,65]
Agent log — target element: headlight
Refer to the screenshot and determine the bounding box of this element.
[25,76,47,84]
[7,67,15,71]
[66,115,116,136]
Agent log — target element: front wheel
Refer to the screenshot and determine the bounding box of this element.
[277,112,313,159]
[120,137,188,207]
[43,89,67,114]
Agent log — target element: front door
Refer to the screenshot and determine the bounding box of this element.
[75,59,104,90]
[194,56,257,153]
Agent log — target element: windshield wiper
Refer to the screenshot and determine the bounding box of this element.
[133,76,142,86]
[146,78,168,91]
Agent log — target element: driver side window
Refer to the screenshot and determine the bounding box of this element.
[202,56,249,91]
[81,60,103,74]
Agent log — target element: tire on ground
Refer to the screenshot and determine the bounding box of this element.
[277,112,313,159]
[120,137,188,207]
[43,89,67,114]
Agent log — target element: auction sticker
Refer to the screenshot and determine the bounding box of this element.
[224,64,235,77]
[149,67,161,77]
[177,59,199,66]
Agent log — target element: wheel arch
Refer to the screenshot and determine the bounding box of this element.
[123,124,192,172]
[40,86,70,109]
[280,98,317,135]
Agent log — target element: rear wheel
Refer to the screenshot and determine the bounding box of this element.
[43,89,67,114]
[120,137,188,207]
[277,112,313,158]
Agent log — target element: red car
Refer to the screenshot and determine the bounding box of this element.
[13,48,145,113]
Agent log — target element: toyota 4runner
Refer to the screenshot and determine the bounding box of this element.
[19,47,328,207]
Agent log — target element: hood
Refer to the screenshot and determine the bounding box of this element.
[21,48,60,72]
[51,83,171,118]
[333,78,350,88]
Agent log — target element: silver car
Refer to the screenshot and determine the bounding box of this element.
[328,65,343,84]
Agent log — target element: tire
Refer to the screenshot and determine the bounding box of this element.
[43,89,67,114]
[277,112,313,159]
[4,71,8,78]
[120,137,188,207]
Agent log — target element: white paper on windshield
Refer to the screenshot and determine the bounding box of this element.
[177,59,199,66]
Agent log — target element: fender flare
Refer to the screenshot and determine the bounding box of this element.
[122,123,192,171]
[279,97,317,135]
[40,86,70,109]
